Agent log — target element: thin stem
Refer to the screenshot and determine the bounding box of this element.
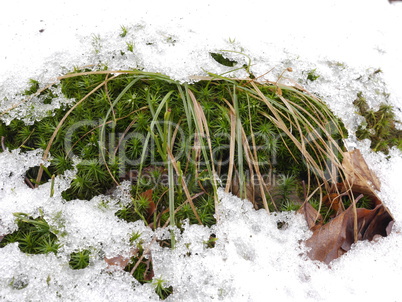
[166,108,176,248]
[232,85,245,199]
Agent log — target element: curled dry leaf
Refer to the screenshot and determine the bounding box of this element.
[338,149,381,200]
[305,203,394,264]
[302,149,394,264]
[298,202,322,231]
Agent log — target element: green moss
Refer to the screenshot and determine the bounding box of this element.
[307,69,320,81]
[0,69,347,230]
[0,214,60,254]
[69,249,91,269]
[24,79,40,95]
[119,25,129,38]
[126,42,134,53]
[153,278,173,300]
[23,78,57,105]
[354,92,402,154]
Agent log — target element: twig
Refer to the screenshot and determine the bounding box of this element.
[130,237,157,275]
[24,177,35,189]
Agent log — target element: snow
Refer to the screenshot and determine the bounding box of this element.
[1,0,402,301]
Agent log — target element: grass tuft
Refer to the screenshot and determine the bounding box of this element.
[1,67,352,276]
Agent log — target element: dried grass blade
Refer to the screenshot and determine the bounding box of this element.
[187,89,219,205]
[167,147,203,224]
[225,112,236,193]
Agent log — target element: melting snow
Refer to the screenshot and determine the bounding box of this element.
[1,0,402,301]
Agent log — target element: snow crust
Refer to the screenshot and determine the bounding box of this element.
[1,0,402,301]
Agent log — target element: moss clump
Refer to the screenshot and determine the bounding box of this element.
[0,214,59,254]
[307,69,320,82]
[0,69,347,229]
[69,249,91,269]
[354,92,402,154]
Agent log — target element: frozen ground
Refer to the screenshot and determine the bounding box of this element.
[1,0,402,301]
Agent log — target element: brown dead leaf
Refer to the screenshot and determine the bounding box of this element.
[357,205,394,240]
[340,149,381,196]
[298,202,322,231]
[322,193,345,214]
[105,247,138,269]
[303,149,394,264]
[305,203,393,264]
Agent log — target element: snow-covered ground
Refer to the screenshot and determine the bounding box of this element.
[1,0,402,301]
